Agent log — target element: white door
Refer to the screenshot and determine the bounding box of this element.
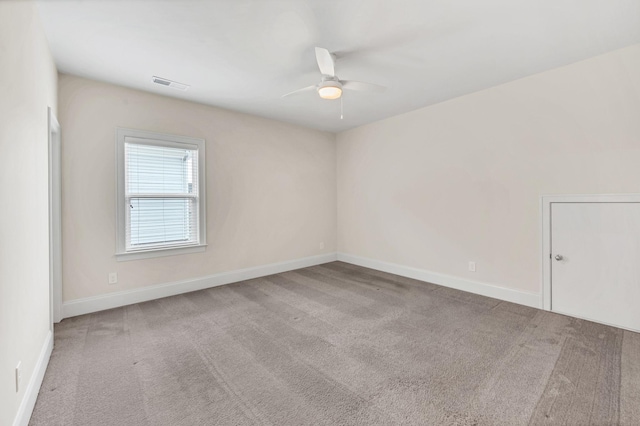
[551,202,640,332]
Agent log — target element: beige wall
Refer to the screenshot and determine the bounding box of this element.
[0,1,58,424]
[58,75,336,302]
[337,44,640,295]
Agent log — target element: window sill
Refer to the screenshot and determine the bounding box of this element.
[116,243,207,262]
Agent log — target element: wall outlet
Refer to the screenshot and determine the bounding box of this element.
[15,361,21,393]
[108,272,118,284]
[319,242,325,250]
[468,261,476,272]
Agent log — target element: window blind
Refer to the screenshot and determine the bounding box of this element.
[124,141,199,251]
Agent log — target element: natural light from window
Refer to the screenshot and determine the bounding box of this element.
[115,128,206,261]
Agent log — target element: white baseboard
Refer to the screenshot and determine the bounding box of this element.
[63,253,337,318]
[337,253,542,309]
[63,251,541,318]
[13,330,53,426]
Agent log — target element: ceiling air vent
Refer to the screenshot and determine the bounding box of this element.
[152,76,190,91]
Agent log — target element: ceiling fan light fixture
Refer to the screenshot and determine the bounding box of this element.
[318,83,343,100]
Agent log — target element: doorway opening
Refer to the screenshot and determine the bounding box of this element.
[49,107,62,326]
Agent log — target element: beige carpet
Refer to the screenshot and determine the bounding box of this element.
[31,262,640,425]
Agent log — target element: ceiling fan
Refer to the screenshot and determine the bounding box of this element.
[282,47,386,100]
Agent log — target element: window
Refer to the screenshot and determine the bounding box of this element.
[116,128,206,260]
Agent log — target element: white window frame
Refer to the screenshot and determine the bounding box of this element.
[115,128,207,261]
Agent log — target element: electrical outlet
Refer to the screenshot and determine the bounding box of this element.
[15,362,21,393]
[319,242,325,250]
[468,261,476,272]
[108,272,118,284]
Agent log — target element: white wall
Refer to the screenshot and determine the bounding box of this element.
[58,75,336,302]
[0,1,58,424]
[337,44,640,296]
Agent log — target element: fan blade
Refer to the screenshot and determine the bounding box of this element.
[281,85,316,98]
[341,80,386,93]
[315,47,335,77]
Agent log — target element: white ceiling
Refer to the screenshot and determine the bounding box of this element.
[37,0,640,133]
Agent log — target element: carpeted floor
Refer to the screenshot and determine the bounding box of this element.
[31,262,640,425]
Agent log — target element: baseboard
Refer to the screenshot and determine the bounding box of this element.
[62,251,541,318]
[13,330,53,426]
[337,253,542,308]
[63,253,337,318]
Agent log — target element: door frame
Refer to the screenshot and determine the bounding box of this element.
[48,107,62,325]
[541,193,640,312]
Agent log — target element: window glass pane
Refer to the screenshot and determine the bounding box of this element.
[128,198,197,248]
[125,143,197,195]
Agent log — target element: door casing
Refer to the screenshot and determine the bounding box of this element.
[49,107,62,325]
